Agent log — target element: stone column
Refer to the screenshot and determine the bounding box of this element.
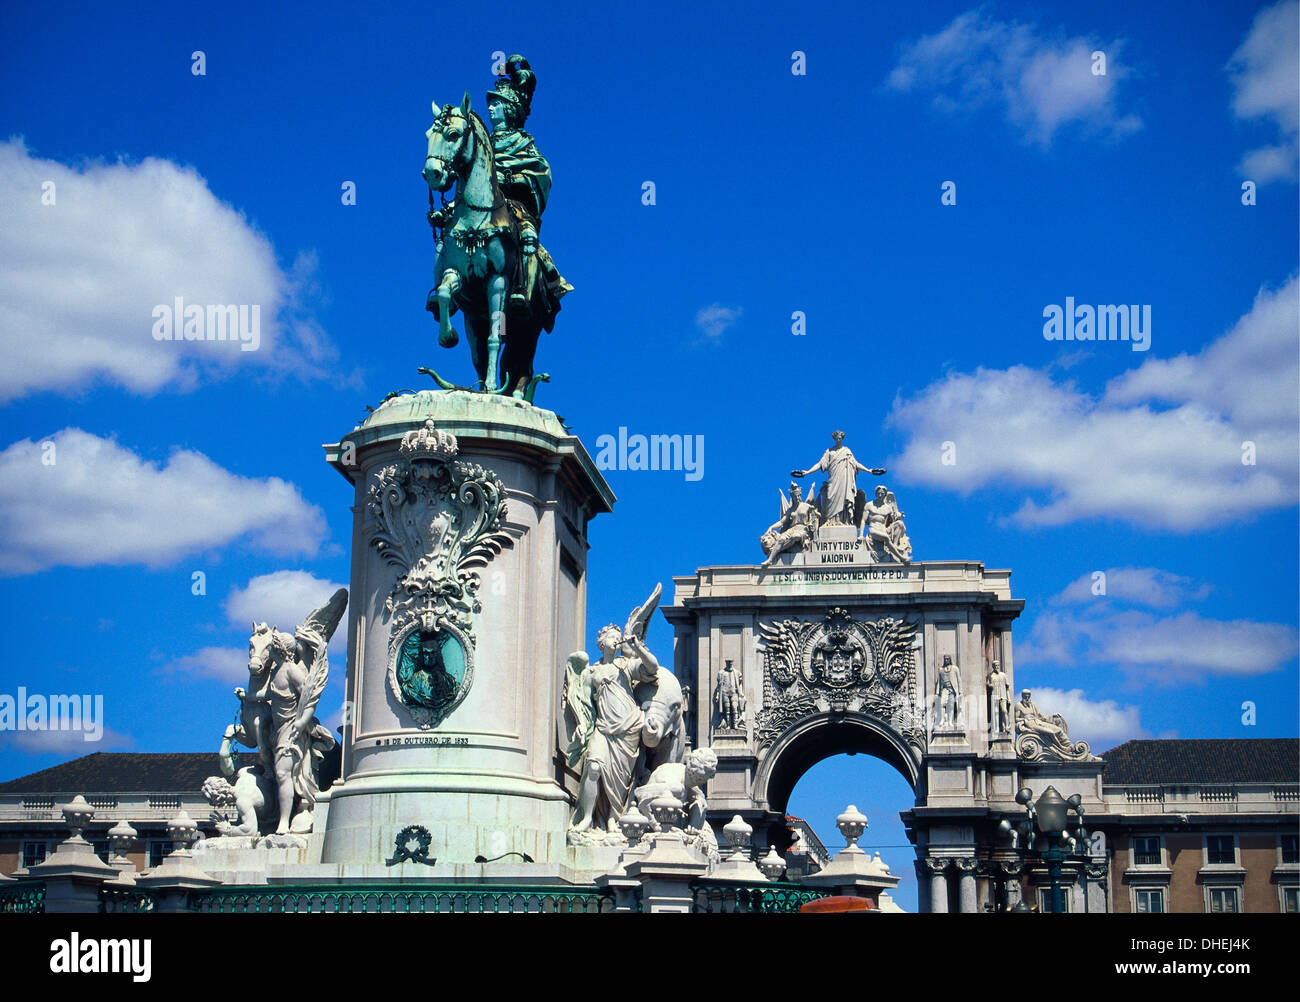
[924,857,950,913]
[997,859,1024,912]
[956,857,979,913]
[1085,863,1109,913]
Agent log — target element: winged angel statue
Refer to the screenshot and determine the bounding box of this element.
[216,589,348,837]
[563,583,687,840]
[760,482,821,566]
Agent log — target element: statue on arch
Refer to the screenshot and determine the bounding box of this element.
[862,485,912,563]
[987,661,1012,736]
[792,430,885,528]
[934,654,963,730]
[760,482,821,566]
[1014,689,1093,761]
[714,659,746,730]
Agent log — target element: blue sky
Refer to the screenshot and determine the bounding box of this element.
[1,0,1296,910]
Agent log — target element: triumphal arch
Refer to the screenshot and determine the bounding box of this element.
[664,430,1105,912]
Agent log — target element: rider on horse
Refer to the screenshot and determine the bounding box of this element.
[427,55,571,333]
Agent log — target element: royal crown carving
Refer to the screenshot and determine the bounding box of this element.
[755,608,924,756]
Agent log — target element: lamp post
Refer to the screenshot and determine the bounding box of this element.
[996,785,1089,913]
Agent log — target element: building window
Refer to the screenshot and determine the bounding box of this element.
[1207,887,1240,913]
[1133,836,1161,866]
[1038,889,1070,913]
[148,840,174,868]
[1135,887,1165,914]
[1206,835,1235,865]
[1282,887,1299,913]
[1281,833,1299,865]
[90,840,111,863]
[21,841,48,868]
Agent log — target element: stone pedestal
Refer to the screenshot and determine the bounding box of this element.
[624,833,710,913]
[798,847,901,904]
[318,390,614,867]
[29,840,118,913]
[28,796,119,913]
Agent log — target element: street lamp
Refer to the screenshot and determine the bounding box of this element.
[997,785,1089,913]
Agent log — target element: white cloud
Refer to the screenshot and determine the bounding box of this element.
[0,725,134,755]
[1104,276,1299,435]
[1056,567,1211,608]
[887,276,1299,530]
[1021,607,1297,684]
[224,570,348,656]
[162,571,348,685]
[0,138,344,404]
[695,303,742,342]
[1227,0,1299,184]
[159,645,248,684]
[885,10,1141,146]
[0,428,327,574]
[1020,687,1146,749]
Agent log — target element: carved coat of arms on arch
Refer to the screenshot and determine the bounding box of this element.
[366,419,514,728]
[755,608,923,757]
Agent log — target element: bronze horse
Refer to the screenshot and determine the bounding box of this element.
[422,94,552,399]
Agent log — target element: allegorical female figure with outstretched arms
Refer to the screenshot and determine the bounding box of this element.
[792,430,885,526]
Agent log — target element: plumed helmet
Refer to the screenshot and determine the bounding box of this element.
[487,54,536,122]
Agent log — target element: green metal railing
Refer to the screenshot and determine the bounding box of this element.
[0,881,46,914]
[188,883,616,914]
[100,886,156,913]
[692,882,831,914]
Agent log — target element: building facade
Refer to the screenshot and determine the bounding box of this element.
[1097,739,1298,915]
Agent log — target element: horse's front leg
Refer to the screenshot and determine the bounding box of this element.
[435,268,461,348]
[484,272,507,392]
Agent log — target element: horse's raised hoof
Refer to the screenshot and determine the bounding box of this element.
[438,326,459,349]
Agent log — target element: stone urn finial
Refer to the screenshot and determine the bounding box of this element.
[723,815,753,860]
[758,845,787,881]
[618,806,652,847]
[648,794,684,834]
[836,804,868,853]
[165,811,198,850]
[107,820,137,861]
[60,795,95,842]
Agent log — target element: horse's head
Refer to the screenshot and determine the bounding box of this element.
[248,621,294,676]
[424,92,478,193]
[639,669,684,749]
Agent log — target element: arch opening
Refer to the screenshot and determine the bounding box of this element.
[788,753,920,912]
[758,712,920,816]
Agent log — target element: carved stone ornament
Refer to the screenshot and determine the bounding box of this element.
[754,608,923,756]
[366,419,513,728]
